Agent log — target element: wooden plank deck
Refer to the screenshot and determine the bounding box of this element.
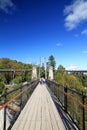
[11,83,66,130]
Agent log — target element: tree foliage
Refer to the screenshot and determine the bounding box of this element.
[55,64,87,92]
[0,82,5,94]
[48,55,56,71]
[0,58,32,92]
[0,57,87,93]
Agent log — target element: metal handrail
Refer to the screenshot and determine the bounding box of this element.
[46,80,87,130]
[0,69,32,72]
[0,80,39,130]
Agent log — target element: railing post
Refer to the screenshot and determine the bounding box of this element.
[64,86,67,113]
[82,92,85,130]
[20,87,23,111]
[53,82,54,94]
[3,93,7,130]
[26,85,29,100]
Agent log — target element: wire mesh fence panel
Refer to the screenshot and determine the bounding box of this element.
[46,79,87,130]
[67,89,83,129]
[0,80,39,130]
[84,96,87,130]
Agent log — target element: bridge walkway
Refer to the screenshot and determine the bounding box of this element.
[11,83,66,130]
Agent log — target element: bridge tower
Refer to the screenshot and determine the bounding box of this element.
[32,65,37,80]
[48,66,53,80]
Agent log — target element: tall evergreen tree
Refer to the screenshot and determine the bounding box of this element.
[48,55,56,71]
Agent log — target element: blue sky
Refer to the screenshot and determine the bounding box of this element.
[0,0,87,70]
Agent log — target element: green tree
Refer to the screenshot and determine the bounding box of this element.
[55,65,65,84]
[0,58,32,84]
[12,76,22,84]
[57,65,65,71]
[64,74,83,90]
[0,82,5,94]
[48,55,56,71]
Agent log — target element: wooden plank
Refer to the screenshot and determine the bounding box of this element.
[11,86,38,130]
[12,83,66,130]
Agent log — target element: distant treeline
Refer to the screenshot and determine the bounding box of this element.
[54,65,87,93]
[0,56,87,94]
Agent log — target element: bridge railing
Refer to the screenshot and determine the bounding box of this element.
[0,80,39,130]
[46,80,87,130]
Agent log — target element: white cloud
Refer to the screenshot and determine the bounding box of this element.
[66,64,80,70]
[81,29,87,35]
[66,64,87,70]
[56,43,62,46]
[0,0,15,13]
[81,50,87,54]
[64,0,87,30]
